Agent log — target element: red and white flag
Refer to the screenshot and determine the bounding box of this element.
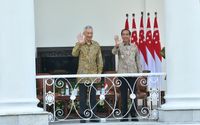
[145,13,156,73]
[153,12,163,90]
[125,14,129,30]
[138,12,148,71]
[131,14,138,47]
[145,13,157,89]
[153,12,162,73]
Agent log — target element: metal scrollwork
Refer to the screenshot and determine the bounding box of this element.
[40,74,164,122]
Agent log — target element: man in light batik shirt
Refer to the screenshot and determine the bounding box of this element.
[112,29,142,121]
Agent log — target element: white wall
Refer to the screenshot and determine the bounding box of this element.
[34,0,165,47]
[35,0,146,47]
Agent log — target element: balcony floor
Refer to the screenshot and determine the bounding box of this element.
[50,120,200,125]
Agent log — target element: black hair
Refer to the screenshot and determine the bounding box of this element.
[121,29,131,36]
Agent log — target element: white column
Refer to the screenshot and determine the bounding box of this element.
[160,0,200,122]
[0,1,48,124]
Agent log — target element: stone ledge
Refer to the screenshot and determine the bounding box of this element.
[0,112,48,125]
[159,109,200,122]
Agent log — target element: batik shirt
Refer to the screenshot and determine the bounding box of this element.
[72,40,103,83]
[112,43,142,73]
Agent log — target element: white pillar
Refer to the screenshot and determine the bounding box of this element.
[0,0,48,125]
[159,0,200,122]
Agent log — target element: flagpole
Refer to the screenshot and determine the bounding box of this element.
[126,13,128,18]
[147,12,150,17]
[155,12,157,16]
[125,13,129,29]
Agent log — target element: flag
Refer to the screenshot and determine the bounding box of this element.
[153,12,163,91]
[138,12,148,71]
[131,13,138,47]
[153,12,162,73]
[145,13,156,73]
[145,13,156,89]
[125,14,129,30]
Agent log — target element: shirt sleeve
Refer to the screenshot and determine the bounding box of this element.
[112,46,119,55]
[72,42,81,57]
[135,47,142,73]
[97,47,103,74]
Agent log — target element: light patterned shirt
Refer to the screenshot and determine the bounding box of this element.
[72,40,103,83]
[112,43,142,73]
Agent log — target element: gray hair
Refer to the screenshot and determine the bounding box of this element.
[83,25,93,32]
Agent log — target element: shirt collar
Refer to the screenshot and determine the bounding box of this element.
[123,42,130,46]
[85,40,93,46]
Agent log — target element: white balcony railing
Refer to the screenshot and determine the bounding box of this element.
[36,73,166,122]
